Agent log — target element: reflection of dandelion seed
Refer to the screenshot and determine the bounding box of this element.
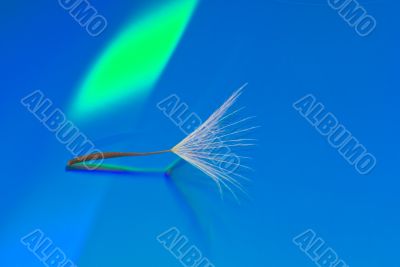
[68,84,257,198]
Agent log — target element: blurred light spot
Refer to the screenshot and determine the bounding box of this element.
[71,0,197,119]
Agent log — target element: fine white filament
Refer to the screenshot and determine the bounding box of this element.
[171,84,257,200]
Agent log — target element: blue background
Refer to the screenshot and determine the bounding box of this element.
[1,0,399,266]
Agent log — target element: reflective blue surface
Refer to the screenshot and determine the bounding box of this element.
[1,0,399,266]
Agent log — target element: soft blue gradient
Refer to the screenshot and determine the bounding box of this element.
[1,0,399,266]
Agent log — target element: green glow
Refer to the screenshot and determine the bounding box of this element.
[71,0,197,118]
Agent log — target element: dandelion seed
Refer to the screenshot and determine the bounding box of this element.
[67,84,257,199]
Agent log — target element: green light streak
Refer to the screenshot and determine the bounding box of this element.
[70,0,197,118]
[69,163,166,174]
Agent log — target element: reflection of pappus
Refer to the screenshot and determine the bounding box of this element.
[68,84,257,200]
